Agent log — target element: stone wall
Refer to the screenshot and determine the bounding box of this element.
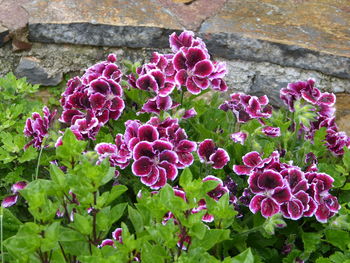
[0,0,349,130]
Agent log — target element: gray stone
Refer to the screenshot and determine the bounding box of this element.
[15,56,63,86]
[224,59,350,107]
[199,32,350,80]
[28,23,175,49]
[0,25,9,47]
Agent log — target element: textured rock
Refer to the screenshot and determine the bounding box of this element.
[24,0,182,48]
[23,0,350,80]
[199,33,350,80]
[158,0,226,31]
[0,0,30,30]
[224,59,350,107]
[200,0,350,58]
[335,94,350,134]
[0,25,9,46]
[15,56,63,86]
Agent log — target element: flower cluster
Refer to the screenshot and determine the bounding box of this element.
[234,151,340,222]
[219,93,272,124]
[96,117,197,189]
[24,106,57,149]
[128,31,228,116]
[171,31,228,95]
[197,139,230,169]
[1,181,27,208]
[60,54,125,140]
[281,79,350,155]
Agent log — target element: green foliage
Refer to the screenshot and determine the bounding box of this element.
[0,73,43,197]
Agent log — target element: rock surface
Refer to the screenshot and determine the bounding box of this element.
[20,0,350,80]
[15,56,63,86]
[0,25,9,46]
[201,0,350,58]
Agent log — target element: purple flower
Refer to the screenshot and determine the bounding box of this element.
[24,106,57,149]
[219,93,272,124]
[2,181,27,208]
[262,126,281,137]
[132,139,178,189]
[169,30,207,53]
[60,54,125,140]
[182,108,197,119]
[230,132,248,145]
[197,139,230,169]
[139,95,179,115]
[112,228,123,244]
[95,134,132,170]
[1,195,18,208]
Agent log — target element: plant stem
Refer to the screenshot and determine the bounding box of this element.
[181,89,185,105]
[1,208,4,263]
[35,137,46,181]
[59,242,69,263]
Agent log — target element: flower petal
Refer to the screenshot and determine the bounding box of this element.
[261,198,280,218]
[159,161,178,181]
[193,60,214,77]
[272,187,292,203]
[133,141,154,160]
[197,139,216,162]
[209,148,230,169]
[140,167,159,186]
[138,125,159,142]
[249,195,265,214]
[242,151,262,168]
[2,195,18,208]
[257,170,284,190]
[132,156,154,176]
[287,199,304,220]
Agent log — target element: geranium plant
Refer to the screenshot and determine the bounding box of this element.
[1,30,350,263]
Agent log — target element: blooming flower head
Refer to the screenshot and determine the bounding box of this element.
[24,106,57,149]
[219,93,272,124]
[236,151,339,222]
[60,54,125,140]
[197,139,230,169]
[114,117,197,189]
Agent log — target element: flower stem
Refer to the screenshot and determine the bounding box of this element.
[181,89,185,105]
[1,208,4,263]
[35,137,46,181]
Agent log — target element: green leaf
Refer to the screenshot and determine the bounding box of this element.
[73,213,92,235]
[110,203,127,224]
[106,185,128,205]
[179,167,193,188]
[97,207,111,232]
[325,229,350,251]
[42,222,60,252]
[302,232,322,254]
[128,206,144,234]
[191,229,230,250]
[50,163,66,187]
[56,129,87,167]
[232,248,254,263]
[189,222,207,240]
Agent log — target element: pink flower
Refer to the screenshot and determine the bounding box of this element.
[24,106,57,149]
[197,139,230,169]
[2,181,27,208]
[230,132,248,145]
[262,126,281,137]
[219,93,272,124]
[60,54,125,140]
